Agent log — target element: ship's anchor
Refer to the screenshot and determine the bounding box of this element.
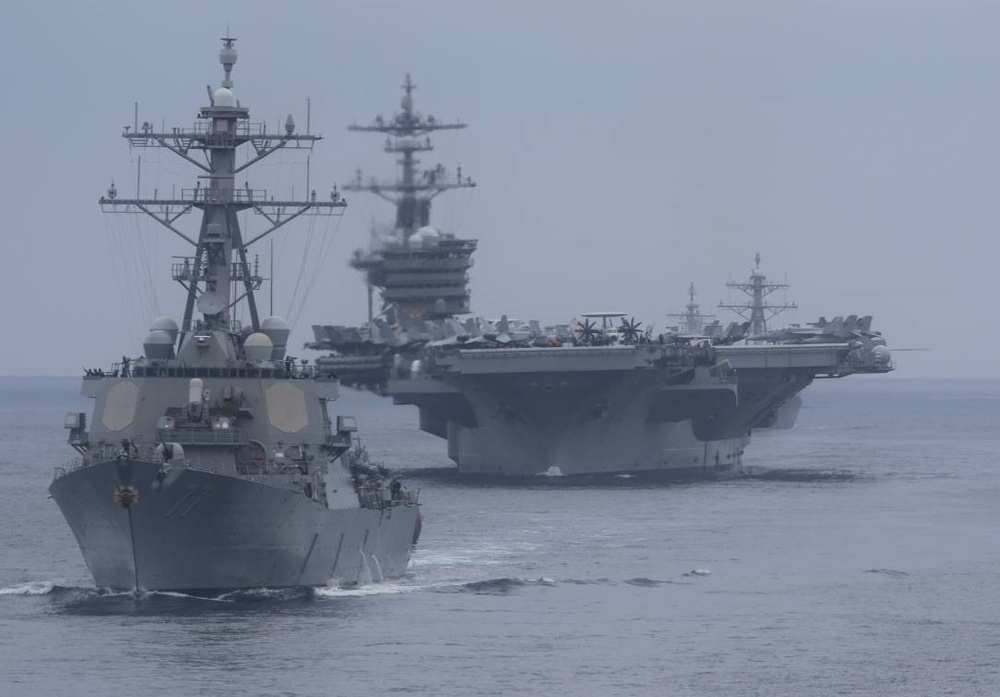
[112,486,140,509]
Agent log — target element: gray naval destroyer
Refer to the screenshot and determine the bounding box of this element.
[306,87,893,476]
[49,38,421,592]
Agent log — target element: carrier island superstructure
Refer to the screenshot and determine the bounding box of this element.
[347,74,477,327]
[306,84,893,476]
[49,38,420,592]
[311,75,479,390]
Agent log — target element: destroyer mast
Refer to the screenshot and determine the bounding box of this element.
[718,253,797,335]
[347,75,477,327]
[667,283,716,334]
[101,35,345,339]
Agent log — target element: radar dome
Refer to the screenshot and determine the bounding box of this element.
[149,316,179,344]
[261,316,290,331]
[213,87,236,107]
[219,43,237,68]
[143,330,174,359]
[244,332,273,362]
[410,226,440,247]
[872,345,892,367]
[261,316,290,360]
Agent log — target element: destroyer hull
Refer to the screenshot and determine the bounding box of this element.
[50,460,418,592]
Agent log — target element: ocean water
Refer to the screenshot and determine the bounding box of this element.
[1,375,999,696]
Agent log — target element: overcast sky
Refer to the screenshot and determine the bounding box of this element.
[1,0,997,377]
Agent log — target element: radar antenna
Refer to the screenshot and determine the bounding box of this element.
[718,253,797,335]
[667,283,716,334]
[344,73,476,239]
[99,37,345,340]
[346,76,478,326]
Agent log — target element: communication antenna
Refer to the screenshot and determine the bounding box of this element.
[718,253,797,335]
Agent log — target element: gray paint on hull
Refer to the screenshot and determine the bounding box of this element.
[395,367,747,476]
[50,460,419,592]
[392,341,882,475]
[446,419,747,476]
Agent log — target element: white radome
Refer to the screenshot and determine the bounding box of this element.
[244,332,274,361]
[213,87,236,107]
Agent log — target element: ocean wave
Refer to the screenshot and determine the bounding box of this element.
[0,581,59,596]
[743,468,862,483]
[864,568,909,579]
[0,582,129,600]
[455,577,531,594]
[148,590,234,602]
[624,577,661,587]
[48,585,321,616]
[313,582,422,599]
[683,568,711,577]
[435,572,711,592]
[625,570,710,586]
[211,587,316,603]
[435,576,561,595]
[624,577,683,587]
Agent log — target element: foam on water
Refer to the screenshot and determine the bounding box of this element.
[0,581,58,596]
[314,581,425,598]
[145,590,234,602]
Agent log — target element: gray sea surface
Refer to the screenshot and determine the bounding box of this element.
[1,375,998,696]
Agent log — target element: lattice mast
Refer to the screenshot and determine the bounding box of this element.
[99,36,344,341]
[718,253,797,335]
[667,283,716,334]
[345,74,475,239]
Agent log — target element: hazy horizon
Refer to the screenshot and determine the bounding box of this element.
[1,1,995,377]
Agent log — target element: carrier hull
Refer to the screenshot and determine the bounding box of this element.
[390,346,748,476]
[441,411,749,477]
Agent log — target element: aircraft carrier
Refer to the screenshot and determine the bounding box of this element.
[49,38,420,592]
[385,307,890,475]
[306,89,893,476]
